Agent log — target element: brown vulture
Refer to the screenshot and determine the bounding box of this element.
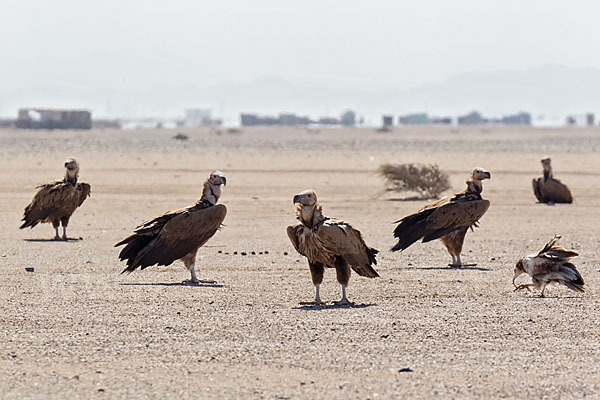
[20,157,91,240]
[115,171,227,284]
[287,190,379,305]
[513,235,584,297]
[392,168,491,267]
[532,157,572,204]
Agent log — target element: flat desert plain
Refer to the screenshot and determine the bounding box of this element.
[1,126,599,399]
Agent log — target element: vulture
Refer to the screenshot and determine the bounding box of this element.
[392,168,491,267]
[115,171,227,284]
[287,190,379,305]
[513,235,584,297]
[20,157,91,240]
[532,157,572,204]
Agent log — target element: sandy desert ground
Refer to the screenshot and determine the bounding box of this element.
[1,126,599,399]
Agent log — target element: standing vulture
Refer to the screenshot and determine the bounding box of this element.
[287,190,379,305]
[20,157,91,240]
[513,235,584,297]
[392,168,491,267]
[532,157,572,204]
[115,171,227,284]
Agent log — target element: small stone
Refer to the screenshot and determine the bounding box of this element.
[25,267,34,272]
[241,252,247,256]
[283,252,288,256]
[218,250,222,254]
[233,251,238,255]
[251,251,256,255]
[264,251,269,254]
[398,368,413,373]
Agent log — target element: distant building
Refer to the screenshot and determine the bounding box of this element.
[317,117,338,125]
[240,113,312,127]
[501,112,531,125]
[586,113,595,126]
[16,108,92,130]
[458,111,483,125]
[398,113,429,125]
[340,110,356,126]
[382,115,394,127]
[184,108,213,127]
[430,117,452,125]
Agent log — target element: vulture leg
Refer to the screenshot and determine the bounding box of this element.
[300,262,325,305]
[61,216,70,240]
[334,256,352,306]
[182,250,216,285]
[52,220,61,241]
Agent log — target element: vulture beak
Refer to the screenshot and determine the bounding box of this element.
[221,176,227,186]
[483,171,491,180]
[293,194,302,204]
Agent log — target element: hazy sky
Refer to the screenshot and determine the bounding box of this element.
[2,0,600,117]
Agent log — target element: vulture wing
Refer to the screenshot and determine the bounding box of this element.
[532,178,544,202]
[317,220,379,278]
[286,224,304,256]
[20,181,89,229]
[533,178,572,203]
[531,260,585,293]
[543,178,572,203]
[392,198,490,251]
[116,204,227,272]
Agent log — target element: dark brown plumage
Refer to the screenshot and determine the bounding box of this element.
[532,157,572,204]
[20,158,91,240]
[513,235,584,297]
[392,168,491,267]
[115,171,227,284]
[287,189,379,305]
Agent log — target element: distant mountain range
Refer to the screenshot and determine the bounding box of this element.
[2,64,600,124]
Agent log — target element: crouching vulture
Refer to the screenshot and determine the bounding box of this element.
[513,235,584,297]
[392,168,491,267]
[532,157,572,204]
[20,157,91,240]
[116,171,227,284]
[287,190,379,305]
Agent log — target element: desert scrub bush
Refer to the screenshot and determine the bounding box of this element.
[378,163,451,199]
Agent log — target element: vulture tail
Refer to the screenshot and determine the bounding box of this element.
[116,234,156,273]
[391,209,435,252]
[559,263,585,292]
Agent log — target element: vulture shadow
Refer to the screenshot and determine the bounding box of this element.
[24,238,82,242]
[386,196,430,202]
[120,282,225,288]
[292,302,376,311]
[406,265,491,271]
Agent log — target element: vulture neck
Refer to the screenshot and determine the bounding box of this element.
[543,165,553,180]
[297,203,325,229]
[467,178,483,196]
[200,179,221,206]
[64,170,78,185]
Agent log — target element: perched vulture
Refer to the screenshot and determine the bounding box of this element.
[513,235,584,297]
[532,157,572,204]
[115,171,227,284]
[20,157,91,240]
[392,168,491,267]
[287,190,379,305]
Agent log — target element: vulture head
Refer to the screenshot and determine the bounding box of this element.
[541,157,552,167]
[202,171,226,205]
[64,157,80,181]
[471,167,491,182]
[293,190,318,207]
[512,259,526,288]
[209,170,227,186]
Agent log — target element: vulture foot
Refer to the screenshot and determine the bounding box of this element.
[184,279,217,285]
[514,284,533,292]
[333,299,353,306]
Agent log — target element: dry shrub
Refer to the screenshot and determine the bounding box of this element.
[378,162,450,199]
[172,133,189,141]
